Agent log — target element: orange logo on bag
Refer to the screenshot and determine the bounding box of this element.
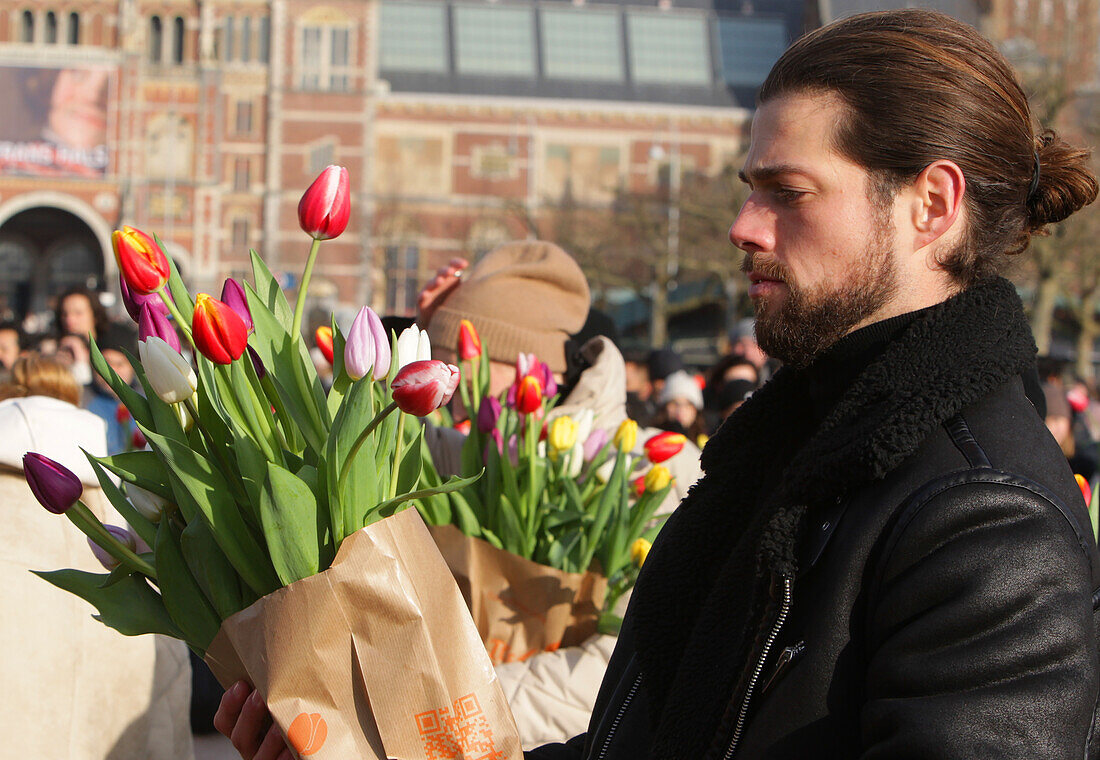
[287,712,327,756]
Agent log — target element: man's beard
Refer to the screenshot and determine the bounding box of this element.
[742,219,899,369]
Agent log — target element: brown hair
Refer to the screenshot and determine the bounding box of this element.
[0,353,81,406]
[760,9,1098,286]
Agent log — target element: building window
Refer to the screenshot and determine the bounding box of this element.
[233,159,250,191]
[149,16,163,62]
[470,144,516,181]
[258,17,270,62]
[235,100,253,135]
[379,1,448,73]
[454,5,535,77]
[171,17,185,63]
[241,17,252,62]
[20,10,33,42]
[541,7,623,82]
[308,141,336,175]
[45,11,57,43]
[298,25,352,91]
[385,244,420,315]
[223,16,236,61]
[67,12,79,44]
[627,12,711,86]
[717,16,787,88]
[231,217,249,248]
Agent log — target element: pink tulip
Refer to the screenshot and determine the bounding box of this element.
[298,165,350,240]
[391,360,460,417]
[88,525,137,571]
[583,427,609,461]
[344,306,390,381]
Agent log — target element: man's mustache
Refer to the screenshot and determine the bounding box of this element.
[740,253,790,283]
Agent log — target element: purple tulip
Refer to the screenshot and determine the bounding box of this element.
[120,273,170,323]
[23,452,83,514]
[247,345,267,380]
[138,303,181,353]
[220,277,253,333]
[477,396,503,435]
[506,434,519,468]
[344,306,390,381]
[537,361,558,398]
[88,525,137,571]
[583,427,609,462]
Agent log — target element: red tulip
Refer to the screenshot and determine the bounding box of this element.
[315,326,334,365]
[391,360,460,417]
[192,293,249,365]
[1076,474,1092,506]
[113,225,171,295]
[132,428,147,449]
[644,431,687,464]
[515,375,543,415]
[458,319,482,361]
[23,452,82,514]
[455,419,472,435]
[298,165,350,240]
[633,475,646,498]
[115,404,130,424]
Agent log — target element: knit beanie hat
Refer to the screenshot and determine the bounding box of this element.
[658,370,704,410]
[426,241,590,373]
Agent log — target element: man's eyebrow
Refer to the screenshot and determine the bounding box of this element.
[737,164,811,185]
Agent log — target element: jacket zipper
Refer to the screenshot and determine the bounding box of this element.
[760,640,805,696]
[595,672,642,760]
[723,574,793,760]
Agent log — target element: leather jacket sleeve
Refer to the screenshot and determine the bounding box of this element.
[860,478,1099,758]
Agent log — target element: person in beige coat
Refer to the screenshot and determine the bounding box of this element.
[0,356,194,760]
[423,242,702,748]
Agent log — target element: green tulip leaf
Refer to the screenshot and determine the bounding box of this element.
[94,451,173,499]
[158,234,196,319]
[90,338,153,429]
[374,471,484,521]
[260,461,323,585]
[155,519,223,652]
[85,455,158,550]
[33,569,185,640]
[181,517,251,620]
[248,247,293,331]
[395,425,425,497]
[324,376,381,542]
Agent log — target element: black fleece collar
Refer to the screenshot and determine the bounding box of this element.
[629,278,1038,759]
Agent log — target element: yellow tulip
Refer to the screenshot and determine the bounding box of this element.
[643,464,672,493]
[631,538,652,567]
[548,415,579,454]
[613,419,638,452]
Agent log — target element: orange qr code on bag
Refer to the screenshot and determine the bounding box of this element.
[415,693,506,760]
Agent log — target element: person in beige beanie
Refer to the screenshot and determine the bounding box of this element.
[425,240,590,374]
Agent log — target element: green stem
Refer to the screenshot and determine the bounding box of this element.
[69,500,157,579]
[388,412,407,501]
[336,400,399,500]
[291,238,323,340]
[470,357,482,412]
[157,287,195,352]
[525,413,538,554]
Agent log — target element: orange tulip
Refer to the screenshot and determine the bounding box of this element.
[192,293,249,365]
[112,225,171,295]
[315,326,334,365]
[1076,473,1092,506]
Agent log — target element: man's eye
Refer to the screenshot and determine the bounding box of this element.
[774,188,806,202]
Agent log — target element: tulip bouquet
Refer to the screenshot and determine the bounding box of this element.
[429,321,682,639]
[25,166,476,658]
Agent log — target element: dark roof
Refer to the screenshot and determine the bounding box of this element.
[378,0,809,109]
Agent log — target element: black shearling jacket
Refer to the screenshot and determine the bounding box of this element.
[528,278,1100,760]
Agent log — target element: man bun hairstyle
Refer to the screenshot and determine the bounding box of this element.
[760,9,1098,287]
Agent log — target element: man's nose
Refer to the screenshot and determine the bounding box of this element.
[728,199,775,253]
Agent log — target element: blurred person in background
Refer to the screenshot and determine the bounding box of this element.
[710,378,757,433]
[0,321,23,376]
[56,326,139,454]
[622,347,657,427]
[646,347,683,402]
[654,369,707,445]
[55,285,110,342]
[0,354,193,760]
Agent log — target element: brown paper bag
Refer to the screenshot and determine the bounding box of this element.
[428,525,607,666]
[205,508,523,760]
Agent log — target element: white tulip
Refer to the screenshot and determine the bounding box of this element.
[139,336,197,403]
[127,483,170,523]
[395,325,432,370]
[573,409,595,448]
[566,440,585,478]
[176,395,196,431]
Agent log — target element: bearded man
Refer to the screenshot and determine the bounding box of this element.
[215,10,1100,760]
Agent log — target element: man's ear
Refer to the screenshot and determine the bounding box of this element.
[910,160,966,251]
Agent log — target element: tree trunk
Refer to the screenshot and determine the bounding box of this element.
[1032,273,1061,356]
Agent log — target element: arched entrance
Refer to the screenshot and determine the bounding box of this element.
[0,205,104,324]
